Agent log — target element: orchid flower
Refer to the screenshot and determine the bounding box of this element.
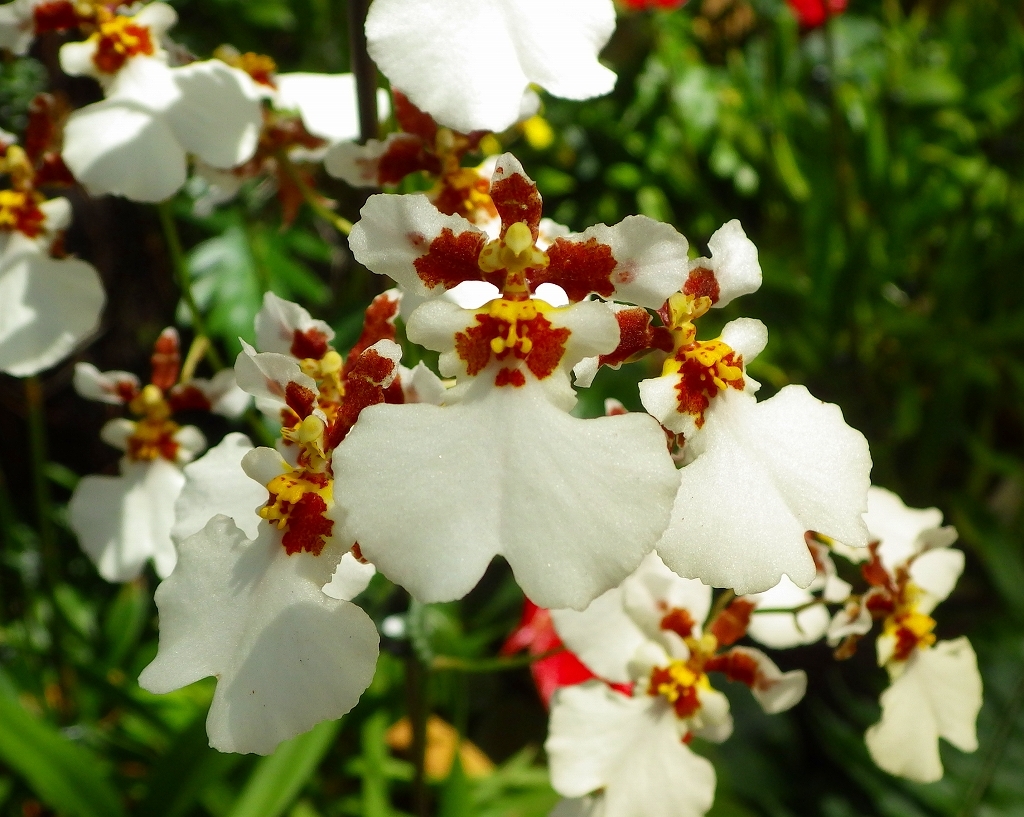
[546,553,807,817]
[0,142,103,376]
[138,292,440,753]
[333,153,686,610]
[68,328,247,581]
[631,220,872,594]
[826,487,981,782]
[58,3,262,202]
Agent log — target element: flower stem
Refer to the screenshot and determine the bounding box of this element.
[431,648,565,673]
[347,0,378,143]
[277,153,354,235]
[405,653,430,817]
[24,377,73,716]
[156,201,225,370]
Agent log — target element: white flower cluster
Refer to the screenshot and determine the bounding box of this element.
[0,0,981,811]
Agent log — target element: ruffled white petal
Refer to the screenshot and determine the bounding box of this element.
[910,548,964,612]
[547,682,715,817]
[255,291,334,356]
[333,380,678,610]
[728,646,807,714]
[863,486,945,569]
[865,638,981,782]
[349,193,483,298]
[139,516,379,755]
[322,553,376,600]
[557,216,689,309]
[719,318,768,368]
[62,97,187,201]
[73,362,139,404]
[234,340,318,408]
[399,362,447,405]
[0,250,105,376]
[172,432,263,542]
[0,0,37,56]
[695,220,761,308]
[69,458,183,581]
[274,73,390,144]
[657,386,872,595]
[551,587,646,684]
[365,0,616,133]
[165,61,262,169]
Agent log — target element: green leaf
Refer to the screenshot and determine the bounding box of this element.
[0,694,127,817]
[103,579,151,667]
[437,753,470,817]
[226,719,340,817]
[136,713,242,817]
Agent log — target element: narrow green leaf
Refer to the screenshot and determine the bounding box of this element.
[226,719,340,817]
[0,694,126,817]
[359,711,395,817]
[136,713,242,817]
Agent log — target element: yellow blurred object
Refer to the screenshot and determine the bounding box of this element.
[386,715,495,779]
[478,134,503,157]
[522,115,555,151]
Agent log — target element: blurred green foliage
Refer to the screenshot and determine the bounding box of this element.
[1,0,1024,815]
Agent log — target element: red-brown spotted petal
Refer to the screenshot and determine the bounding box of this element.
[533,216,690,308]
[598,306,673,369]
[490,153,543,239]
[392,89,438,144]
[326,340,402,449]
[349,193,487,297]
[345,290,400,373]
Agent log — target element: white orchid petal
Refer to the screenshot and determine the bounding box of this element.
[864,486,946,569]
[910,548,965,611]
[166,61,262,169]
[254,291,334,356]
[865,638,981,782]
[139,516,379,755]
[62,98,186,201]
[366,0,615,133]
[173,433,263,543]
[747,577,829,649]
[554,216,689,309]
[322,552,376,600]
[658,386,872,595]
[333,381,678,610]
[547,683,715,817]
[0,250,105,376]
[691,220,761,308]
[69,459,182,581]
[349,193,483,298]
[275,73,390,143]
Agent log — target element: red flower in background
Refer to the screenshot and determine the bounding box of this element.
[787,0,847,28]
[502,600,632,706]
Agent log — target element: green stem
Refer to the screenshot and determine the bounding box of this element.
[431,648,566,674]
[157,201,225,370]
[405,653,430,817]
[24,377,72,716]
[277,153,354,235]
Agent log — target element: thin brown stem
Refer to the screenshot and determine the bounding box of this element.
[347,0,379,143]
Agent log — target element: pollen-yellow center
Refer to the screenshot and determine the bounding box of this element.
[91,13,155,74]
[478,221,549,278]
[0,190,45,238]
[648,659,710,719]
[883,587,937,661]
